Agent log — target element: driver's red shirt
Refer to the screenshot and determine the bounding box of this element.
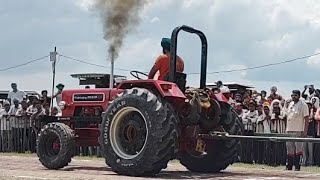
[153,54,184,81]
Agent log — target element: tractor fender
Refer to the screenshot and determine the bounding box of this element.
[117,79,186,99]
[213,92,229,103]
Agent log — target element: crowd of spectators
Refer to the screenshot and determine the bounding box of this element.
[0,83,63,152]
[222,82,320,169]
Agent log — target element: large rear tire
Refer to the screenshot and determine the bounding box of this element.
[99,88,179,176]
[37,122,75,169]
[179,102,243,173]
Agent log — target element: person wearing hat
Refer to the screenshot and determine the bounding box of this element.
[53,83,64,105]
[285,90,309,171]
[148,38,184,81]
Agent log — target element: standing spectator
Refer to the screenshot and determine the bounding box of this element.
[242,101,258,132]
[242,100,258,163]
[29,99,45,153]
[242,91,252,110]
[14,100,28,153]
[268,86,283,103]
[257,90,267,105]
[302,85,319,101]
[235,103,245,118]
[15,100,28,117]
[7,83,27,105]
[40,90,52,107]
[53,83,64,105]
[303,97,319,166]
[270,99,286,134]
[26,98,38,115]
[270,99,286,165]
[234,93,243,103]
[251,90,259,103]
[0,101,11,152]
[8,99,22,152]
[260,103,275,166]
[314,101,320,166]
[43,103,50,116]
[255,104,265,164]
[262,102,272,134]
[8,99,21,116]
[285,90,309,171]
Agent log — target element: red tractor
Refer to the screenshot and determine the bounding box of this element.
[36,25,243,176]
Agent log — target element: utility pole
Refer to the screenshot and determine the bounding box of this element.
[50,47,57,115]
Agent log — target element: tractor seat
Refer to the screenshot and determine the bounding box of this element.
[164,72,187,92]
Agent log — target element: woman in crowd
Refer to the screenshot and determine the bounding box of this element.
[255,103,269,164]
[269,99,287,165]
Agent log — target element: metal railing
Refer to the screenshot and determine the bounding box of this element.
[0,116,102,157]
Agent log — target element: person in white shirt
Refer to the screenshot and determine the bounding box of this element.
[8,99,22,115]
[270,99,286,134]
[302,85,319,101]
[0,101,12,151]
[26,98,39,116]
[15,100,29,130]
[242,101,259,132]
[241,100,258,163]
[285,90,309,171]
[7,83,27,105]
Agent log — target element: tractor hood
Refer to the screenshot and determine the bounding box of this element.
[60,88,123,117]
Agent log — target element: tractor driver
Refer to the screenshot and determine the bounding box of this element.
[148,38,184,81]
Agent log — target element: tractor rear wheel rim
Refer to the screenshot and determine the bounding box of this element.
[110,107,148,159]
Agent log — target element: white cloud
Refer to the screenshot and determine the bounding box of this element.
[150,16,160,23]
[72,0,94,11]
[182,0,213,9]
[307,48,320,66]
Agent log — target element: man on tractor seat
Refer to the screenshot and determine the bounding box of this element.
[148,38,184,81]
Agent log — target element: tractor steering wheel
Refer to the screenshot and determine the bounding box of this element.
[130,70,149,80]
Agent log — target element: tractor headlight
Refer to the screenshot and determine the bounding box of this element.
[58,101,66,110]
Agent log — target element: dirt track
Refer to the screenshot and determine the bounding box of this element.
[0,154,319,180]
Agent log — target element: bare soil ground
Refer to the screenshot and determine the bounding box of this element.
[0,153,320,180]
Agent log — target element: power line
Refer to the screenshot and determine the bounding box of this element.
[0,55,49,72]
[189,52,320,75]
[59,52,320,75]
[59,54,134,72]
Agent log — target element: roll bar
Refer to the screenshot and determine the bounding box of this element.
[169,25,208,89]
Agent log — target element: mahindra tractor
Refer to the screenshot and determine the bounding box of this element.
[36,25,244,176]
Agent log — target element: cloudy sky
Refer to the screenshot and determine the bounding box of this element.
[1,0,320,98]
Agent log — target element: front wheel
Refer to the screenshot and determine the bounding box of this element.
[36,122,75,169]
[99,88,179,176]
